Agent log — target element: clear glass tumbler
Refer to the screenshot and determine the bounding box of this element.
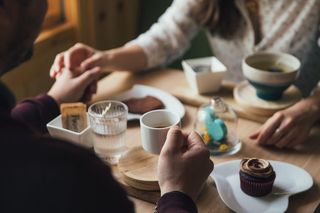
[88,100,128,165]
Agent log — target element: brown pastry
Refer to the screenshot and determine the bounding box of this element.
[123,96,164,114]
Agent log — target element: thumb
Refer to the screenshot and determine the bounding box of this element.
[187,131,205,149]
[161,126,185,154]
[75,67,101,88]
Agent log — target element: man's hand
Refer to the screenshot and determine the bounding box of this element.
[48,67,101,105]
[158,126,214,201]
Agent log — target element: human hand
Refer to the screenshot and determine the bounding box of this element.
[158,126,214,201]
[249,98,320,148]
[48,67,101,105]
[50,43,107,79]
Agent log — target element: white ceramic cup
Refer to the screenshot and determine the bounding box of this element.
[140,110,181,154]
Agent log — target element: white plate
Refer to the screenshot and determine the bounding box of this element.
[211,160,313,213]
[110,84,185,120]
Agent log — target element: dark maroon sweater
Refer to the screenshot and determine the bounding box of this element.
[0,93,197,213]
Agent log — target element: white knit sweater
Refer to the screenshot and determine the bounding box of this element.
[128,0,320,96]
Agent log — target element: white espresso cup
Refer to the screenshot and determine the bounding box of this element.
[140,110,181,154]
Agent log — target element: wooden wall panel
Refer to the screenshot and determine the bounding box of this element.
[1,0,140,101]
[89,0,140,49]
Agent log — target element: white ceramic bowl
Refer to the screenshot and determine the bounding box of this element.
[47,114,92,148]
[182,57,227,94]
[242,52,300,100]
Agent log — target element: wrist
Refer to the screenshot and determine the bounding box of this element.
[160,183,196,202]
[103,50,115,68]
[157,191,198,213]
[301,97,320,123]
[47,89,62,105]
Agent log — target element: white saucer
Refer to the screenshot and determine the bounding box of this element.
[111,84,185,120]
[211,160,313,213]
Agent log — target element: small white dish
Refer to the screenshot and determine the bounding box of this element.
[47,114,92,148]
[182,57,227,94]
[211,160,313,213]
[110,84,185,120]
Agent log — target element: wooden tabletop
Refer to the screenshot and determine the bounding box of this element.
[93,69,320,213]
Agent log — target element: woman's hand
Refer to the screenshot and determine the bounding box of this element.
[158,126,214,201]
[250,96,320,148]
[50,43,108,79]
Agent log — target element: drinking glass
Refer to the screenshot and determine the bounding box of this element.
[88,100,128,165]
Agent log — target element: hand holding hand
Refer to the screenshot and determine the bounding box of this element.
[50,43,99,78]
[250,98,320,148]
[48,67,101,104]
[158,126,214,201]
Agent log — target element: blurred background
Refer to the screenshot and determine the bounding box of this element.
[2,0,212,101]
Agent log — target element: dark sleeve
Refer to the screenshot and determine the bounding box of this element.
[156,191,197,213]
[11,94,60,134]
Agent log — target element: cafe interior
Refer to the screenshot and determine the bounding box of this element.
[1,0,320,212]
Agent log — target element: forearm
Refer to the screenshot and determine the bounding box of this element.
[104,44,148,72]
[304,89,320,123]
[11,94,60,134]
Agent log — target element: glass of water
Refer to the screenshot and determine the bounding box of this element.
[88,100,128,165]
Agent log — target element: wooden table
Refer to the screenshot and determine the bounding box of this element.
[93,69,320,213]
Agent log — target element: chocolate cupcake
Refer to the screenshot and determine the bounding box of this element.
[239,158,276,197]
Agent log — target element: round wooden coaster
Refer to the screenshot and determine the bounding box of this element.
[234,81,302,116]
[118,146,159,191]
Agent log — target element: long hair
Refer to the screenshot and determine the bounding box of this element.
[194,0,242,39]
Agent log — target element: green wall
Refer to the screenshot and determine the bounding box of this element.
[138,0,213,69]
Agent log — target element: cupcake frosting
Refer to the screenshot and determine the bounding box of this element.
[240,158,274,178]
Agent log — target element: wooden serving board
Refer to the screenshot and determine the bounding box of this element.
[118,147,159,191]
[114,165,217,205]
[115,146,219,206]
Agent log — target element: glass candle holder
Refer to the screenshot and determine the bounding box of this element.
[194,97,241,156]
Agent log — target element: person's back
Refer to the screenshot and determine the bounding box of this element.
[0,110,134,213]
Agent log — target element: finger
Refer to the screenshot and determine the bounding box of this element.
[81,88,92,103]
[257,113,284,144]
[288,132,308,148]
[264,128,284,146]
[50,52,65,78]
[89,80,98,94]
[275,128,297,148]
[161,126,185,154]
[265,118,294,145]
[75,67,102,88]
[187,131,206,148]
[81,54,102,70]
[288,137,305,148]
[65,43,93,70]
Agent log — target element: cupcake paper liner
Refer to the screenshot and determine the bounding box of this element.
[240,172,276,197]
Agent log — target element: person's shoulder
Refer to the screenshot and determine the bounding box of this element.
[1,129,107,171]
